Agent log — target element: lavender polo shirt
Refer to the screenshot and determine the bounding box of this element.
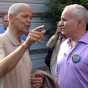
[56,32,88,88]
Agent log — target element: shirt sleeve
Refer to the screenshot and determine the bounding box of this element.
[51,62,58,80]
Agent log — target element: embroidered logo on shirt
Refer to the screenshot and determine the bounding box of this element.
[72,54,81,63]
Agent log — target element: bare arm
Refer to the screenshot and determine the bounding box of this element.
[0,27,45,78]
[0,42,28,77]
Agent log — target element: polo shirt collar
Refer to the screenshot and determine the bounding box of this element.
[79,31,88,44]
[5,30,22,46]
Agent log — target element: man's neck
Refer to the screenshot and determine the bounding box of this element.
[71,30,86,44]
[7,26,22,44]
[70,39,77,48]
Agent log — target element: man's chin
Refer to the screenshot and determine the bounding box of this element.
[61,32,66,38]
[24,30,29,35]
[24,32,29,36]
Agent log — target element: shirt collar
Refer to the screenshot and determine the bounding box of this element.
[79,31,88,44]
[4,29,22,46]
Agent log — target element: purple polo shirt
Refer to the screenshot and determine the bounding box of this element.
[57,32,88,88]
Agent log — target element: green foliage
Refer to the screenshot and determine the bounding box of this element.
[80,0,88,5]
[79,0,88,9]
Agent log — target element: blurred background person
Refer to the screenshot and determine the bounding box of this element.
[45,21,65,70]
[0,14,8,33]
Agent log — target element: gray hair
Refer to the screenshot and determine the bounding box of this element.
[64,4,88,24]
[8,3,31,16]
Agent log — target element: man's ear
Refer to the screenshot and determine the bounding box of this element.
[8,14,15,22]
[78,17,85,25]
[78,18,86,30]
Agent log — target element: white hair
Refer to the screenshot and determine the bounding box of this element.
[64,4,88,24]
[8,3,31,16]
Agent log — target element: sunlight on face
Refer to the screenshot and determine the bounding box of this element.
[12,7,32,35]
[59,8,79,38]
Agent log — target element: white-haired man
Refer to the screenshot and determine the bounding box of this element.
[54,4,88,88]
[31,4,88,88]
[0,3,45,88]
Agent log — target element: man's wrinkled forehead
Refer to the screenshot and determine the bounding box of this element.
[61,9,71,19]
[8,3,32,16]
[61,6,76,19]
[17,5,32,14]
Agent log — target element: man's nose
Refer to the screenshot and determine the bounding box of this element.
[27,18,32,24]
[27,16,31,21]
